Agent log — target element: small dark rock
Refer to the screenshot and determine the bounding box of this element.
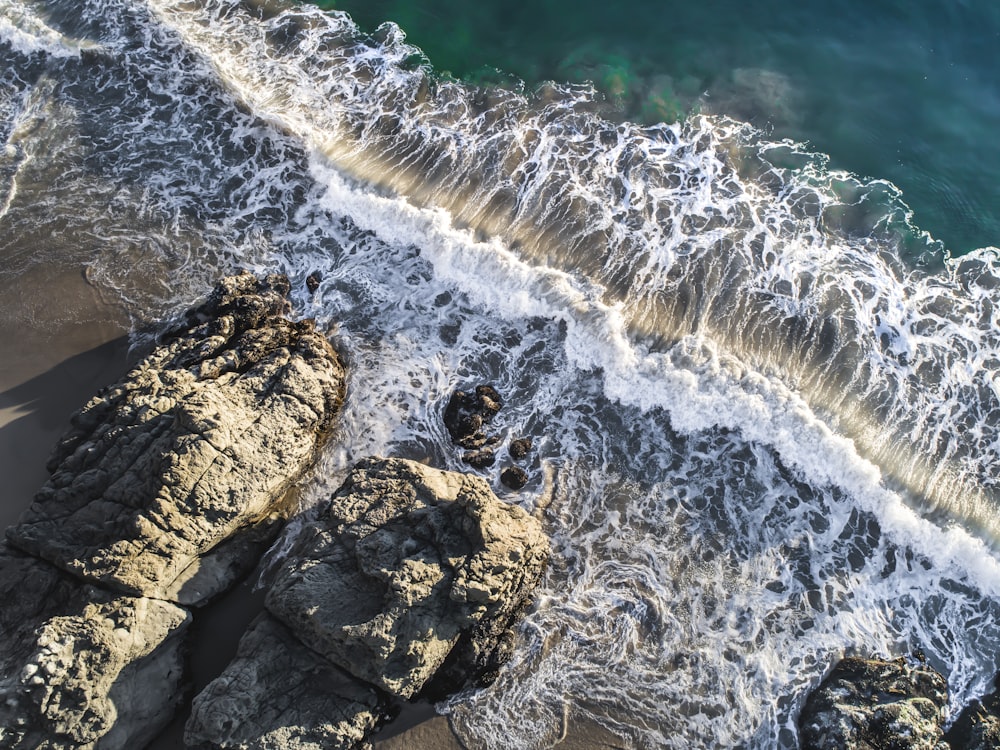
[500,466,528,490]
[444,385,503,449]
[306,270,322,294]
[462,448,496,469]
[509,438,533,461]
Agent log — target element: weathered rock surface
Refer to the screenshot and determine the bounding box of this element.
[266,457,549,700]
[0,544,190,750]
[799,656,950,750]
[944,674,1000,750]
[6,272,347,605]
[185,614,389,750]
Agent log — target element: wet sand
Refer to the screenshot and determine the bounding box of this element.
[0,266,131,527]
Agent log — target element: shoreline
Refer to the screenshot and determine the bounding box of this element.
[0,270,619,749]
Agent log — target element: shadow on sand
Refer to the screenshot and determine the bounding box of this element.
[0,336,131,528]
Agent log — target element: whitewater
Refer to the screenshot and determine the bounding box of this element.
[3,0,1000,747]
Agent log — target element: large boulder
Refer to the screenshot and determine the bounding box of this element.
[6,272,347,605]
[798,656,950,750]
[0,544,190,750]
[185,614,389,750]
[266,457,550,700]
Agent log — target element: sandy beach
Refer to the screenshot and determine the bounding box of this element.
[0,266,131,528]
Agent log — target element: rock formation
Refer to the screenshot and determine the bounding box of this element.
[7,272,346,606]
[0,544,190,750]
[443,385,504,468]
[185,614,389,750]
[799,656,950,750]
[1,273,347,749]
[187,457,549,747]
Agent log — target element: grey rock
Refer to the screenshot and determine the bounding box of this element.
[185,614,389,750]
[266,457,549,699]
[7,272,347,605]
[944,674,1000,750]
[0,544,190,750]
[799,656,950,750]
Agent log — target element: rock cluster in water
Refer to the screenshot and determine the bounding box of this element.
[443,384,535,490]
[0,273,347,748]
[186,456,549,746]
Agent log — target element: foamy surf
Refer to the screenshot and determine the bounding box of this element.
[138,0,1000,546]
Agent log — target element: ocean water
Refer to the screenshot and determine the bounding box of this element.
[317,0,1000,256]
[2,0,1000,748]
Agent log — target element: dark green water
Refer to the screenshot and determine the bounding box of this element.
[313,0,1000,255]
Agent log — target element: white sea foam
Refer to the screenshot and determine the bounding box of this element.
[0,0,99,58]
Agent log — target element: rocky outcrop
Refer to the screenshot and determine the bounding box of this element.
[188,458,549,747]
[443,386,502,449]
[799,656,950,750]
[185,614,389,750]
[6,272,347,606]
[0,544,190,750]
[442,384,537,489]
[267,457,550,699]
[1,273,347,749]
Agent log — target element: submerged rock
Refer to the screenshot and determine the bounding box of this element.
[6,272,347,606]
[799,656,949,750]
[944,674,1000,750]
[0,544,190,750]
[266,457,549,700]
[185,614,389,750]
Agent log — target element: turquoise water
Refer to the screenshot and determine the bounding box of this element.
[315,0,1000,255]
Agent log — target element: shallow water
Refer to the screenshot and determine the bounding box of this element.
[2,0,1000,747]
[318,0,1000,257]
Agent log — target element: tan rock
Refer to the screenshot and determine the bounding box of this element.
[0,545,190,750]
[266,457,549,699]
[185,614,389,750]
[6,273,347,605]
